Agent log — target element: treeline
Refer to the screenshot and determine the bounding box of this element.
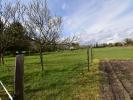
[95,38,133,48]
[0,0,78,70]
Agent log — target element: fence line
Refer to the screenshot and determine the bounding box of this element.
[87,46,94,71]
[0,81,13,100]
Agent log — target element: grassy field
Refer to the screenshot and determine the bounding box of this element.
[1,47,133,99]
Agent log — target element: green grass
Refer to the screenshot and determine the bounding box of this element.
[94,47,133,60]
[1,47,133,100]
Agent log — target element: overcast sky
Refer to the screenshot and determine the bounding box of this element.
[8,0,133,44]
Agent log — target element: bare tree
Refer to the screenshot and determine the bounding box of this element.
[61,35,79,47]
[25,0,62,72]
[0,1,13,64]
[46,16,62,51]
[0,0,25,64]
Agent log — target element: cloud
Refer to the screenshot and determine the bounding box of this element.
[79,25,133,44]
[62,0,133,44]
[7,0,133,44]
[62,3,68,10]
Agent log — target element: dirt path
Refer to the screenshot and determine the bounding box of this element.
[100,60,132,100]
[110,61,133,97]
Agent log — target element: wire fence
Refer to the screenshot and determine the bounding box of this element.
[2,48,132,100]
[0,81,13,100]
[0,64,14,99]
[0,52,24,100]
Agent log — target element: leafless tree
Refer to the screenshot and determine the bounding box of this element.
[25,0,62,72]
[61,35,79,47]
[0,1,13,64]
[0,0,25,64]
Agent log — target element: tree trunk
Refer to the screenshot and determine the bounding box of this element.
[39,46,44,71]
[53,43,56,51]
[1,53,4,65]
[0,52,4,65]
[28,48,30,56]
[0,53,1,64]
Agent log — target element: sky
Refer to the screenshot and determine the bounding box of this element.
[48,0,133,44]
[7,0,133,44]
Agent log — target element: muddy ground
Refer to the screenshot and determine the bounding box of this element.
[100,60,133,100]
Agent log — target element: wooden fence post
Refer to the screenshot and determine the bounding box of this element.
[87,47,90,71]
[14,51,24,100]
[90,46,93,63]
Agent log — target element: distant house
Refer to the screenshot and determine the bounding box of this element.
[70,46,74,50]
[69,46,77,50]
